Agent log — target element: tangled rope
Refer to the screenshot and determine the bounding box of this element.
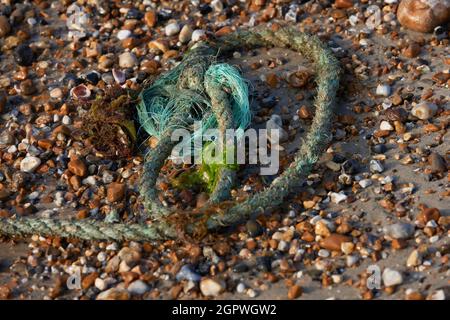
[0,26,340,241]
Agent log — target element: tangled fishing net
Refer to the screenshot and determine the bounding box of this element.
[0,25,340,242]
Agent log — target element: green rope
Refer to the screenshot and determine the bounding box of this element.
[0,26,340,241]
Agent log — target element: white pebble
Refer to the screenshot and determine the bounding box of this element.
[380,120,393,131]
[20,156,41,173]
[165,22,180,36]
[376,84,391,97]
[191,29,206,42]
[117,30,132,40]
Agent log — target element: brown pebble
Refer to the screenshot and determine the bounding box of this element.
[0,15,11,38]
[319,233,352,251]
[335,0,353,9]
[288,285,302,299]
[402,42,421,58]
[144,10,157,28]
[68,158,87,177]
[107,182,126,202]
[81,272,99,290]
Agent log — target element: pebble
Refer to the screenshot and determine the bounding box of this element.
[0,15,11,38]
[179,25,193,44]
[107,182,126,202]
[346,255,359,267]
[319,234,352,251]
[118,52,137,68]
[370,160,384,173]
[14,44,35,67]
[236,283,246,294]
[411,102,438,120]
[359,179,372,188]
[176,265,201,282]
[376,84,391,97]
[383,223,415,239]
[50,88,63,99]
[330,191,347,204]
[287,285,302,299]
[379,120,394,131]
[144,10,157,28]
[117,30,132,41]
[406,249,421,267]
[127,280,150,295]
[191,29,206,42]
[428,153,446,174]
[96,287,130,300]
[68,158,87,177]
[246,220,264,237]
[382,268,403,287]
[0,132,15,146]
[20,157,41,173]
[397,0,450,33]
[165,22,180,36]
[200,278,224,297]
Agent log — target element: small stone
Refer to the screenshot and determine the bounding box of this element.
[382,268,403,287]
[346,255,359,267]
[50,88,63,99]
[127,280,150,295]
[14,44,35,67]
[335,0,353,9]
[340,242,355,255]
[176,265,201,282]
[411,102,438,120]
[105,256,120,273]
[200,278,224,297]
[359,179,372,188]
[107,182,126,202]
[402,42,421,58]
[383,223,415,239]
[117,30,131,40]
[330,191,347,204]
[246,220,264,237]
[144,10,157,28]
[191,29,206,42]
[429,289,446,300]
[20,156,41,173]
[320,234,352,251]
[397,0,450,33]
[19,79,36,95]
[406,249,422,267]
[380,120,394,131]
[96,287,130,300]
[236,283,246,293]
[179,25,193,43]
[118,247,141,266]
[376,84,391,97]
[118,52,137,68]
[0,131,15,146]
[0,285,11,299]
[417,207,441,225]
[165,22,180,36]
[370,160,384,173]
[287,285,302,299]
[428,153,446,174]
[0,15,11,38]
[68,158,87,177]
